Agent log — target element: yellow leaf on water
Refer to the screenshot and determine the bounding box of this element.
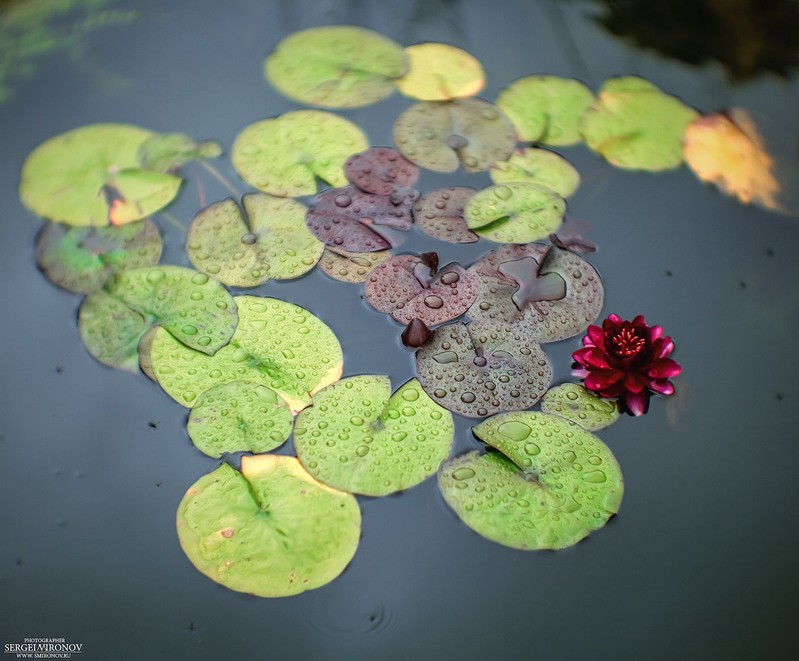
[396,43,485,101]
[683,109,781,211]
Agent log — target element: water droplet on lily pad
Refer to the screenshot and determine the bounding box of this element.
[232,111,368,197]
[20,123,182,226]
[439,411,623,550]
[187,381,294,457]
[177,457,360,597]
[265,26,408,108]
[294,377,453,496]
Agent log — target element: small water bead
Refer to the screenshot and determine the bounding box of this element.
[423,295,444,309]
[473,356,488,367]
[460,392,476,404]
[401,389,419,402]
[452,467,475,481]
[181,325,198,336]
[583,470,606,483]
[355,445,370,457]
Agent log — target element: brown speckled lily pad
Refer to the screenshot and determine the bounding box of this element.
[364,254,478,326]
[413,187,478,244]
[344,147,419,195]
[415,321,551,418]
[467,243,603,342]
[393,98,516,173]
[318,246,392,283]
[306,185,417,252]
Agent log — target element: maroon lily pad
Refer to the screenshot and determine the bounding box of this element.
[415,321,552,418]
[306,184,418,252]
[364,253,478,326]
[413,187,479,244]
[549,216,596,254]
[467,243,604,342]
[344,147,419,195]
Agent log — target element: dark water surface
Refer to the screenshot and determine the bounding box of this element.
[1,1,798,659]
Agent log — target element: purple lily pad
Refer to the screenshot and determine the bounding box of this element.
[549,216,596,254]
[364,253,478,326]
[467,243,604,342]
[415,321,552,418]
[306,184,417,253]
[344,147,419,195]
[413,187,479,244]
[392,98,517,173]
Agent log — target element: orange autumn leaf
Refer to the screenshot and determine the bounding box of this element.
[683,109,781,211]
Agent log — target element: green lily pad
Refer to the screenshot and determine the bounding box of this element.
[413,187,478,244]
[294,377,454,496]
[464,183,565,243]
[231,111,368,197]
[187,381,293,457]
[490,148,580,198]
[415,321,551,418]
[393,98,517,173]
[580,76,699,171]
[318,247,392,284]
[177,456,361,597]
[78,266,237,372]
[439,411,623,550]
[19,123,182,226]
[496,75,594,145]
[541,383,620,431]
[78,291,151,372]
[35,219,162,294]
[137,132,222,172]
[149,295,343,412]
[265,26,408,108]
[186,194,323,287]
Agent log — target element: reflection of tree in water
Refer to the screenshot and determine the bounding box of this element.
[0,0,136,105]
[592,0,799,81]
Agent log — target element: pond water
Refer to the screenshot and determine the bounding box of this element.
[1,1,798,659]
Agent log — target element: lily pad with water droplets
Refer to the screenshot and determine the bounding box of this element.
[464,183,565,244]
[305,185,417,253]
[318,247,392,284]
[137,132,222,172]
[19,124,182,227]
[415,321,551,418]
[364,254,478,326]
[541,383,620,431]
[396,43,485,101]
[186,194,323,287]
[581,77,699,171]
[490,148,580,198]
[265,26,408,108]
[413,187,478,244]
[344,147,419,196]
[149,295,343,412]
[231,111,368,198]
[393,98,516,173]
[35,219,162,294]
[496,76,594,146]
[467,243,603,343]
[187,381,293,457]
[294,377,454,496]
[439,411,623,550]
[177,456,361,597]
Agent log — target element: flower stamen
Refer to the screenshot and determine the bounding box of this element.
[611,328,645,357]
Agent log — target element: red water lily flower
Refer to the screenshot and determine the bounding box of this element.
[572,314,681,416]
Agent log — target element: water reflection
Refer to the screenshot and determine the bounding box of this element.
[591,0,799,81]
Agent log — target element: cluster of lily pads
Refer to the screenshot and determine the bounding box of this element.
[18,24,722,599]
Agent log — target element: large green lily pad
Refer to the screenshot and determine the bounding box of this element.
[490,148,580,198]
[186,194,323,287]
[187,381,293,457]
[294,377,454,496]
[464,183,565,243]
[35,219,162,294]
[19,123,182,226]
[149,295,343,412]
[231,111,368,197]
[541,383,620,431]
[393,98,517,173]
[439,411,623,550]
[177,456,361,597]
[496,75,594,145]
[415,321,551,418]
[580,76,699,171]
[264,26,408,108]
[78,266,237,372]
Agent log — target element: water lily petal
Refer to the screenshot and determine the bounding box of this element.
[649,379,675,395]
[623,391,650,416]
[585,369,624,391]
[650,325,663,341]
[652,337,675,359]
[647,358,682,379]
[586,324,606,350]
[623,372,648,393]
[573,347,610,369]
